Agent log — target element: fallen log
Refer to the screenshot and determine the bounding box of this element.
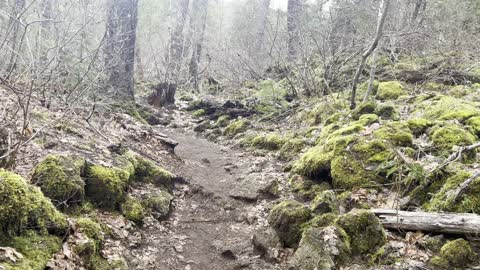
[372,209,480,235]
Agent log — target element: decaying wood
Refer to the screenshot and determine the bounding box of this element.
[372,208,480,235]
[431,141,480,174]
[446,171,480,203]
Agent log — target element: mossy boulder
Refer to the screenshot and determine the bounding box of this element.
[425,170,480,213]
[359,80,380,96]
[76,218,104,244]
[430,124,477,155]
[467,116,480,135]
[279,138,305,159]
[32,155,85,209]
[351,102,376,120]
[337,210,386,255]
[292,226,351,270]
[0,231,62,270]
[290,177,331,200]
[420,96,480,121]
[121,196,145,224]
[84,165,130,210]
[407,118,433,136]
[375,104,400,120]
[331,153,381,190]
[430,239,476,269]
[373,122,413,146]
[376,81,407,101]
[267,200,312,248]
[302,213,337,229]
[449,85,474,98]
[224,119,249,136]
[143,190,173,220]
[251,133,285,150]
[311,190,339,214]
[192,109,206,118]
[292,146,332,180]
[0,169,68,237]
[128,154,175,189]
[215,115,230,127]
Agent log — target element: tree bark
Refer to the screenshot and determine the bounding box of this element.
[350,0,390,109]
[372,209,480,235]
[166,0,190,84]
[6,0,26,74]
[287,0,303,62]
[105,0,139,101]
[254,0,271,53]
[188,0,209,92]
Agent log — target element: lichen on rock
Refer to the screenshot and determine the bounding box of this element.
[267,200,312,248]
[121,196,145,224]
[32,155,86,209]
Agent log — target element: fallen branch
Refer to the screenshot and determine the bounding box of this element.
[430,142,480,174]
[445,171,480,203]
[372,208,480,235]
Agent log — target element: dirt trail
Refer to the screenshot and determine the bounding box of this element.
[126,126,284,270]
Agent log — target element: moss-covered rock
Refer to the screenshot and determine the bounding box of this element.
[76,218,104,244]
[292,226,351,270]
[251,133,285,150]
[0,231,62,270]
[430,124,477,154]
[407,118,433,136]
[143,190,173,220]
[425,170,480,213]
[375,104,400,120]
[376,81,407,101]
[302,213,337,229]
[121,196,145,224]
[449,85,474,98]
[337,210,386,255]
[267,200,312,248]
[420,96,480,121]
[127,154,175,189]
[311,190,339,214]
[224,119,249,136]
[430,239,476,269]
[351,102,376,120]
[0,169,68,237]
[373,122,413,146]
[84,165,130,210]
[215,115,230,127]
[292,146,332,180]
[359,80,380,96]
[290,177,331,200]
[32,155,85,209]
[279,138,305,159]
[331,153,381,190]
[192,109,206,118]
[467,116,480,135]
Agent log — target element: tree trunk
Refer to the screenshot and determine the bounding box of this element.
[372,209,480,235]
[287,0,303,62]
[254,0,271,53]
[105,0,139,101]
[350,0,390,109]
[148,83,177,107]
[188,0,209,92]
[165,0,190,85]
[6,0,26,74]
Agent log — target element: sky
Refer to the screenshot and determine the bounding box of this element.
[270,0,288,11]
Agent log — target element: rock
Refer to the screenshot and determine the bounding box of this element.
[143,190,174,220]
[0,247,23,263]
[311,190,339,214]
[121,196,146,224]
[252,227,280,261]
[257,179,280,199]
[430,238,476,269]
[337,210,386,255]
[267,200,312,248]
[292,226,350,270]
[31,155,86,209]
[84,164,130,210]
[376,81,407,100]
[194,121,211,133]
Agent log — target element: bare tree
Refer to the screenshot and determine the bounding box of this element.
[287,0,303,62]
[105,0,139,101]
[6,0,26,74]
[188,0,209,92]
[350,0,391,109]
[254,0,271,53]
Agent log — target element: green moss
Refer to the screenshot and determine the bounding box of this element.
[376,81,407,101]
[192,109,206,118]
[311,190,339,214]
[424,82,447,92]
[337,210,386,255]
[32,155,85,209]
[90,255,128,270]
[449,85,474,98]
[224,120,249,136]
[267,200,312,248]
[467,116,480,135]
[324,112,344,125]
[407,118,433,136]
[421,96,480,121]
[430,239,475,269]
[302,213,337,229]
[215,115,230,127]
[375,104,400,120]
[373,122,413,146]
[292,146,332,180]
[84,165,130,210]
[128,154,175,189]
[251,133,285,150]
[121,196,145,224]
[351,102,376,120]
[358,114,379,125]
[425,171,480,213]
[430,124,477,154]
[279,138,305,159]
[143,191,173,220]
[290,177,331,200]
[0,231,62,270]
[331,154,380,190]
[0,169,68,237]
[76,218,104,243]
[359,80,380,96]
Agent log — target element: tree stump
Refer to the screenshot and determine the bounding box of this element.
[148,83,177,107]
